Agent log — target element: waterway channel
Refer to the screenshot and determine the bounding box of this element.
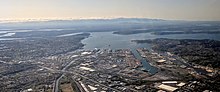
[82,32,220,74]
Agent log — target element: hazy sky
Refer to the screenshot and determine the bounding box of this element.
[1,0,220,21]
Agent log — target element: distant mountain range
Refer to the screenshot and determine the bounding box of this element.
[0,18,220,33]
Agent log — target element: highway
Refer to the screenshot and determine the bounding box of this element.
[40,62,122,92]
[53,59,78,92]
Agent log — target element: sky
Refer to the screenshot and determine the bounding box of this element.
[0,0,220,21]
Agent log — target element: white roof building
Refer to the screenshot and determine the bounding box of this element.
[157,59,166,63]
[158,84,178,92]
[162,81,178,84]
[80,67,95,72]
[177,82,186,87]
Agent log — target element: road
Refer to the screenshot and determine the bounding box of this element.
[52,59,78,92]
[66,71,122,92]
[40,61,122,92]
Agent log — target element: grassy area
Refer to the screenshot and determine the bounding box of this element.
[60,83,75,92]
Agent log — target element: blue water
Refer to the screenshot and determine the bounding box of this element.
[82,32,220,50]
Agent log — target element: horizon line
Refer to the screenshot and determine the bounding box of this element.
[0,17,219,23]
